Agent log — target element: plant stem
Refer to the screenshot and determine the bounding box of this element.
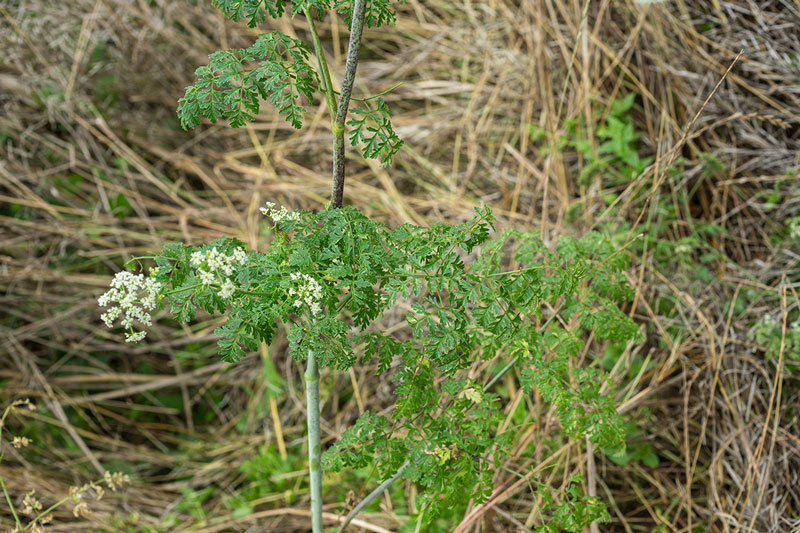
[0,475,22,528]
[339,460,411,532]
[305,349,323,533]
[301,6,367,530]
[304,9,337,124]
[331,0,367,209]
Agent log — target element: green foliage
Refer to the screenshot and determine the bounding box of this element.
[177,32,318,129]
[180,0,404,167]
[333,0,404,28]
[602,421,660,468]
[752,314,800,374]
[348,97,404,166]
[534,474,611,532]
[529,93,652,187]
[140,204,641,523]
[223,444,305,515]
[212,0,403,28]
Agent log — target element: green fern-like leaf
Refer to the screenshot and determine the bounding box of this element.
[333,0,404,28]
[213,0,334,26]
[212,0,286,26]
[177,32,318,130]
[347,97,403,166]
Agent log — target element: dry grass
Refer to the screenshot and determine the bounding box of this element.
[1,0,799,531]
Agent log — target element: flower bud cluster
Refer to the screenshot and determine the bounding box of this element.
[260,201,300,223]
[288,272,323,316]
[22,490,42,516]
[98,271,162,342]
[12,436,31,448]
[190,246,247,299]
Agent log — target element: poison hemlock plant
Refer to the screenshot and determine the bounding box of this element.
[97,2,642,531]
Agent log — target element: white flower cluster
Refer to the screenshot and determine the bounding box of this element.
[789,218,800,239]
[260,201,300,223]
[761,314,778,328]
[98,271,162,343]
[288,272,323,316]
[190,246,247,299]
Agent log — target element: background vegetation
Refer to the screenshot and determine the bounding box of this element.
[1,0,799,531]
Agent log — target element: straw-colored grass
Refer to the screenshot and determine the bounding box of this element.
[1,0,799,531]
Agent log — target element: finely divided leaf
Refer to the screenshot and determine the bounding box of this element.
[178,32,319,130]
[347,97,403,166]
[333,0,404,28]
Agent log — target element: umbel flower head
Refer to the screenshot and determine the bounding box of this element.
[289,272,324,316]
[189,246,247,299]
[260,201,300,223]
[98,271,162,342]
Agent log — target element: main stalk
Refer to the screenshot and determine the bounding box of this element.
[305,349,323,533]
[302,3,367,530]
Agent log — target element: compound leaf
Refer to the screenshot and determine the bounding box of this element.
[347,97,403,166]
[178,32,318,130]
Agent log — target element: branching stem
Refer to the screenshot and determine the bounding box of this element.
[339,461,411,531]
[304,9,337,125]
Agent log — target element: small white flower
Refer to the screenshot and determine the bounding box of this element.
[22,490,42,516]
[192,246,247,276]
[125,331,146,343]
[198,269,215,285]
[98,271,162,342]
[103,471,130,491]
[73,501,91,518]
[231,247,247,265]
[289,273,324,316]
[261,202,300,223]
[218,279,236,299]
[190,250,204,266]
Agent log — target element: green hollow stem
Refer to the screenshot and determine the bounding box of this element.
[339,460,411,532]
[304,9,337,123]
[305,349,323,533]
